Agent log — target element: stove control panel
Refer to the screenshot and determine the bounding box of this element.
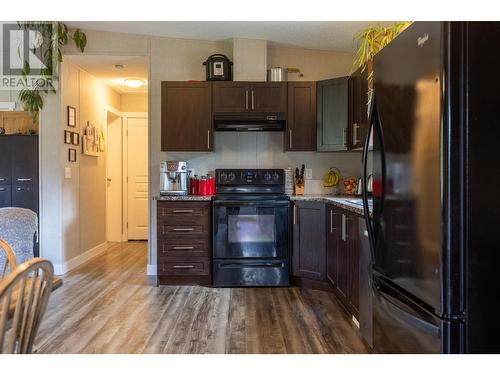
[215,169,284,185]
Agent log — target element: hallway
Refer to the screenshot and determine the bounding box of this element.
[35,241,368,354]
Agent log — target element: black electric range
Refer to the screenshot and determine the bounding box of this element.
[212,169,290,287]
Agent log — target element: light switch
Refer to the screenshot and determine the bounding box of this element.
[65,167,71,179]
[305,168,313,180]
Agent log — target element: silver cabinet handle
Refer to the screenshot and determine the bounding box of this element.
[0,188,5,191]
[353,123,359,144]
[245,90,249,110]
[0,178,5,181]
[172,265,194,269]
[251,90,255,110]
[17,187,24,191]
[172,246,195,250]
[289,129,293,149]
[173,228,194,232]
[330,209,333,233]
[172,209,194,213]
[343,128,347,148]
[293,205,296,225]
[341,214,346,241]
[207,130,210,149]
[17,178,32,182]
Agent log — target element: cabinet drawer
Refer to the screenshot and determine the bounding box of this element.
[157,201,210,220]
[159,258,210,276]
[0,185,11,208]
[158,239,210,258]
[158,223,208,238]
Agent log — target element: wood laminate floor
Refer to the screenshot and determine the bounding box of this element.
[35,241,369,354]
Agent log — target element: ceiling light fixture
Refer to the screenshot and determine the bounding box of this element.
[124,79,144,88]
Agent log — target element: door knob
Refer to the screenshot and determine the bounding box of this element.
[107,178,112,182]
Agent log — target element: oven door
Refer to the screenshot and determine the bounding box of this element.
[213,198,289,259]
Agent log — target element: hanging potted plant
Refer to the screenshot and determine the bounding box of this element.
[352,21,412,99]
[16,22,87,123]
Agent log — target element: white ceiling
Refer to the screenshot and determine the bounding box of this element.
[66,21,393,52]
[65,55,148,93]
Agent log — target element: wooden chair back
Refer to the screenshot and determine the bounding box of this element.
[0,239,17,279]
[0,258,53,353]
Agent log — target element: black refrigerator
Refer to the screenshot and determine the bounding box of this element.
[361,21,500,353]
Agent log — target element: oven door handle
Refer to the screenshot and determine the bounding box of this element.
[213,200,290,207]
[217,262,284,269]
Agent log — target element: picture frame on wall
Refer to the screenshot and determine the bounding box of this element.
[67,106,76,127]
[71,132,80,146]
[64,130,72,144]
[68,148,77,162]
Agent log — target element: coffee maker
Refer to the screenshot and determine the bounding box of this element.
[160,161,189,195]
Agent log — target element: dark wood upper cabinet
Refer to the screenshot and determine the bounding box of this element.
[250,82,287,112]
[292,201,326,280]
[212,82,249,112]
[286,82,317,152]
[161,81,213,152]
[212,82,286,113]
[317,76,349,151]
[349,66,369,149]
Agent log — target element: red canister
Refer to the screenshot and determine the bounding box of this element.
[189,176,199,195]
[198,176,208,196]
[207,176,215,195]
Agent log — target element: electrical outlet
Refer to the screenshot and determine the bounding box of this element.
[305,168,313,180]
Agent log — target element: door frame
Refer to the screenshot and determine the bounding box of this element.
[122,112,148,241]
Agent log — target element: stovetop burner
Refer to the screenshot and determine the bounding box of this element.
[215,169,285,195]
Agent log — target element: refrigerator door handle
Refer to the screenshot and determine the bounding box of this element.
[362,95,376,262]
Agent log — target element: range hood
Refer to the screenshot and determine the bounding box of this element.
[214,113,285,132]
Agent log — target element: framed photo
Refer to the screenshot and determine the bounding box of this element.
[71,132,79,146]
[64,130,72,144]
[68,148,77,162]
[67,106,76,127]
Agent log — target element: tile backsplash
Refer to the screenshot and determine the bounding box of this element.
[163,132,363,195]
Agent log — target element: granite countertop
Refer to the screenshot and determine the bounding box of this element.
[289,194,373,217]
[154,195,213,201]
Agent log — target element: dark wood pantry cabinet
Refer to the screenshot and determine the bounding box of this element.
[317,77,349,151]
[348,66,369,149]
[161,81,213,151]
[292,201,326,281]
[286,82,317,151]
[212,82,287,113]
[326,204,360,318]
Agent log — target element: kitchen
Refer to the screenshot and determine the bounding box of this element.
[155,20,500,354]
[1,13,499,368]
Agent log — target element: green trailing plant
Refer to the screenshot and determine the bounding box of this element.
[16,22,87,123]
[352,21,411,96]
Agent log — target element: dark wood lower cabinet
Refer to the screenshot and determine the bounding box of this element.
[157,200,211,286]
[292,201,326,281]
[326,204,360,319]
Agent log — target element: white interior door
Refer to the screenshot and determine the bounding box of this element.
[106,113,122,242]
[127,117,148,240]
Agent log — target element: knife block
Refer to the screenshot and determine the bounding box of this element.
[294,183,304,195]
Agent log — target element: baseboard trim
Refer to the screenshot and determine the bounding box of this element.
[147,264,157,276]
[53,242,108,275]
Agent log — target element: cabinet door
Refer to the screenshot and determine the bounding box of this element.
[250,82,287,112]
[346,213,360,317]
[0,136,12,184]
[213,82,250,113]
[0,185,11,208]
[349,67,369,149]
[336,212,350,301]
[292,201,326,280]
[161,82,213,151]
[286,82,317,151]
[326,205,342,287]
[11,136,38,185]
[12,184,38,213]
[317,77,349,151]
